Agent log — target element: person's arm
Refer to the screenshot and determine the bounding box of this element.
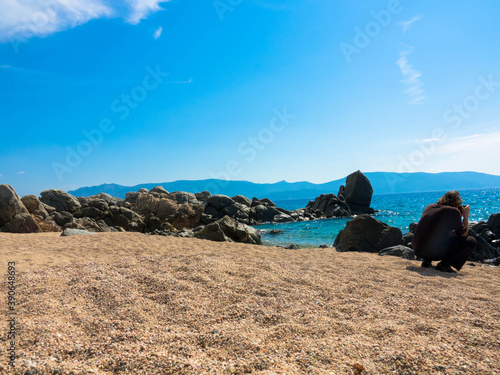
[460,205,470,237]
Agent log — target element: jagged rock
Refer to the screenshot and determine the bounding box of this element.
[169,203,204,230]
[21,195,49,221]
[61,228,96,236]
[251,197,276,207]
[220,202,250,223]
[334,215,404,252]
[304,193,351,218]
[0,184,29,227]
[251,205,283,224]
[125,191,140,205]
[132,193,178,221]
[487,213,500,238]
[379,245,415,260]
[37,218,61,232]
[87,199,109,212]
[109,206,145,232]
[138,188,149,193]
[194,216,261,244]
[274,213,294,223]
[339,170,374,214]
[52,211,74,227]
[40,189,81,213]
[232,195,252,207]
[468,229,500,262]
[0,213,41,233]
[169,191,198,205]
[143,213,165,233]
[206,195,235,211]
[195,191,211,202]
[150,186,169,196]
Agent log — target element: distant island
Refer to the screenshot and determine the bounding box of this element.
[69,171,500,200]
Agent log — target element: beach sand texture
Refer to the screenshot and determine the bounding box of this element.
[1,232,499,374]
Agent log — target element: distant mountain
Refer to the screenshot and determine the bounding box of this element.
[68,172,500,200]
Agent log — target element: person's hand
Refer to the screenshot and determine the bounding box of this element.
[461,204,470,218]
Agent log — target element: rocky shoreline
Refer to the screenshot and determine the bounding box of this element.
[1,170,499,264]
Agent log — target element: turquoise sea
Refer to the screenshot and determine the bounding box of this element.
[256,188,500,248]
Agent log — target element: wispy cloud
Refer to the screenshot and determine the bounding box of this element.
[399,15,423,33]
[17,171,25,175]
[396,48,426,105]
[0,0,170,43]
[154,26,163,39]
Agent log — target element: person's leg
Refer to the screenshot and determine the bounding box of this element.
[440,236,477,271]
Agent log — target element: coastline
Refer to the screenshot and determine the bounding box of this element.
[1,232,499,374]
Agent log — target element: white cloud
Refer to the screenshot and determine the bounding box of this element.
[17,171,25,174]
[399,15,423,33]
[423,130,500,175]
[396,48,426,105]
[0,0,169,43]
[154,25,162,39]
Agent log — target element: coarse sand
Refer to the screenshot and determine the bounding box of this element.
[0,232,499,374]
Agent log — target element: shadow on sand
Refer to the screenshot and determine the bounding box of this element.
[406,265,462,278]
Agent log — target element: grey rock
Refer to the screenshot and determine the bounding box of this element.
[251,197,276,208]
[206,194,235,211]
[150,186,169,196]
[40,189,81,213]
[403,232,414,247]
[379,245,416,260]
[0,184,29,227]
[220,202,250,223]
[274,213,294,223]
[342,170,374,214]
[138,188,149,193]
[251,205,283,223]
[195,215,261,245]
[468,229,500,262]
[52,211,74,227]
[232,195,252,207]
[334,215,404,253]
[61,228,96,236]
[21,195,49,221]
[487,213,500,238]
[195,191,211,202]
[284,244,300,249]
[0,213,41,233]
[168,191,198,205]
[124,191,140,204]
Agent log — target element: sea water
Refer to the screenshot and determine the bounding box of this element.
[256,188,500,248]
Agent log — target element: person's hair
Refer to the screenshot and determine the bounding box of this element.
[437,190,463,207]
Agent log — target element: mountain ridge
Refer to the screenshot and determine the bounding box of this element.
[67,172,500,200]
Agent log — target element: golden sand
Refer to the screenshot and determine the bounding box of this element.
[1,232,499,374]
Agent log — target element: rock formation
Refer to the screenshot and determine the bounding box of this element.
[333,215,404,252]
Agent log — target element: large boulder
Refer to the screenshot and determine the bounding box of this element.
[0,213,42,233]
[40,189,81,213]
[132,193,178,221]
[468,229,500,262]
[0,184,29,227]
[169,191,199,205]
[109,206,145,232]
[305,193,351,218]
[194,216,261,245]
[338,170,374,214]
[334,215,404,252]
[169,203,204,230]
[206,195,235,211]
[487,213,500,238]
[250,205,283,224]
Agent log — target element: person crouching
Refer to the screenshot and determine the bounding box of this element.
[412,190,477,273]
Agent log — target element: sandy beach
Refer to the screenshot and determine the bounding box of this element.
[1,232,499,374]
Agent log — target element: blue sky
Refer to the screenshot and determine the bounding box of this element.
[1,0,500,196]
